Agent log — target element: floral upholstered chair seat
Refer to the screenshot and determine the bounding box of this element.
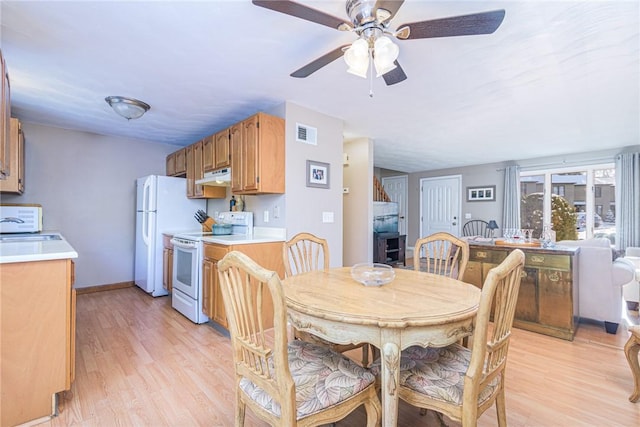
[371,344,499,406]
[239,339,376,419]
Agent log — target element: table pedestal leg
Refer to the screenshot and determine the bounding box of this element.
[381,340,400,426]
[625,326,640,403]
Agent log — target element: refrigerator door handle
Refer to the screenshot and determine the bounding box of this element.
[142,211,150,246]
[142,176,152,212]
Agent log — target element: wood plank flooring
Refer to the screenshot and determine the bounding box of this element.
[43,287,640,427]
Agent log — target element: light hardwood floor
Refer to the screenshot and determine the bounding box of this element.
[43,286,640,427]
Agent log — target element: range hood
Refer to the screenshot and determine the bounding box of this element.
[196,168,231,186]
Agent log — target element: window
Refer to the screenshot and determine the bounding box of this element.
[520,164,615,243]
[595,186,602,198]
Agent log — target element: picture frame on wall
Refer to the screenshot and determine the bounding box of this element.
[467,185,496,202]
[306,160,330,189]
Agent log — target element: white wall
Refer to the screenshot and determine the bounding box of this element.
[343,138,373,265]
[0,122,177,288]
[283,102,344,267]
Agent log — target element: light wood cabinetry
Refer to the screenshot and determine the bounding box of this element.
[202,241,285,329]
[231,113,285,195]
[214,128,230,169]
[162,234,174,293]
[0,49,10,178]
[187,139,225,199]
[175,147,187,176]
[0,117,24,193]
[467,243,578,340]
[166,151,176,176]
[166,111,283,196]
[166,148,187,177]
[202,135,215,172]
[1,258,76,426]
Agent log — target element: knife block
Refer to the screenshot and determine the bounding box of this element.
[201,218,215,232]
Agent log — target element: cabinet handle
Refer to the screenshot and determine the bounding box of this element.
[476,251,487,259]
[548,271,560,282]
[531,255,545,264]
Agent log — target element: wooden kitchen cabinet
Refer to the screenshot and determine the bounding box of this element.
[174,147,187,176]
[214,127,230,169]
[162,234,174,292]
[1,258,76,426]
[467,243,578,340]
[202,134,215,172]
[202,241,285,330]
[186,140,225,199]
[1,49,11,178]
[231,112,285,195]
[0,117,24,194]
[166,151,176,176]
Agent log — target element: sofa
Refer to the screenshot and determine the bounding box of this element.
[623,247,640,307]
[557,238,636,334]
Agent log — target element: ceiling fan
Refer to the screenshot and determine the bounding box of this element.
[252,0,505,86]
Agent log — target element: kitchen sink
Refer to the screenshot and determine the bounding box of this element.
[0,233,62,242]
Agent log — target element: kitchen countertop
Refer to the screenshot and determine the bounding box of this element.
[0,232,78,264]
[202,226,286,245]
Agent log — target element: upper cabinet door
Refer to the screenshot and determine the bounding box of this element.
[202,135,215,173]
[214,128,230,169]
[0,49,11,178]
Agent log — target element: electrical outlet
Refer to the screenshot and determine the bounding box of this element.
[273,205,280,219]
[263,210,269,222]
[465,213,472,219]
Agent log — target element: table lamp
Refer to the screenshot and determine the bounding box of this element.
[488,220,499,241]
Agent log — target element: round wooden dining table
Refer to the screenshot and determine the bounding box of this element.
[282,266,481,427]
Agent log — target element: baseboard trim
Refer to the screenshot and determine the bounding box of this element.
[75,281,135,295]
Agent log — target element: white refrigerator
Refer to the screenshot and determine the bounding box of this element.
[135,175,205,297]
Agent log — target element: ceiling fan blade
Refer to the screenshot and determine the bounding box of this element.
[398,9,505,40]
[382,61,407,86]
[374,0,405,23]
[290,45,350,78]
[252,0,351,30]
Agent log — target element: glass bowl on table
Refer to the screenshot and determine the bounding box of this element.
[350,262,395,287]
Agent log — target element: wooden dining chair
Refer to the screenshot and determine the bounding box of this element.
[462,220,491,237]
[413,232,470,281]
[283,232,370,367]
[217,251,381,427]
[394,249,525,427]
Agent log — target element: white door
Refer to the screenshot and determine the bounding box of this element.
[420,175,462,240]
[382,175,408,236]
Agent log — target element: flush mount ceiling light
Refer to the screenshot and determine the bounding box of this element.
[105,96,150,120]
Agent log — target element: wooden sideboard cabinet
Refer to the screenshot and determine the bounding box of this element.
[374,232,406,266]
[467,243,579,340]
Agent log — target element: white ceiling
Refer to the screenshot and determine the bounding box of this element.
[2,1,638,173]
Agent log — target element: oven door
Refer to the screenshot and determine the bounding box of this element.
[171,238,200,300]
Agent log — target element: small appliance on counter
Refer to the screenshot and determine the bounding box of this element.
[0,204,43,233]
[170,211,253,324]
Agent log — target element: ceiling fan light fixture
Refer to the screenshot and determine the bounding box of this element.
[373,36,399,77]
[105,96,150,120]
[344,38,370,78]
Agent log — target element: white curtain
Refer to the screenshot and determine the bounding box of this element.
[502,165,521,231]
[616,151,640,250]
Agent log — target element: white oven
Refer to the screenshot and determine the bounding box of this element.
[171,211,254,324]
[171,234,208,324]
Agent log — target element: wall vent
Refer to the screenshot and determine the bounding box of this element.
[296,123,317,145]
